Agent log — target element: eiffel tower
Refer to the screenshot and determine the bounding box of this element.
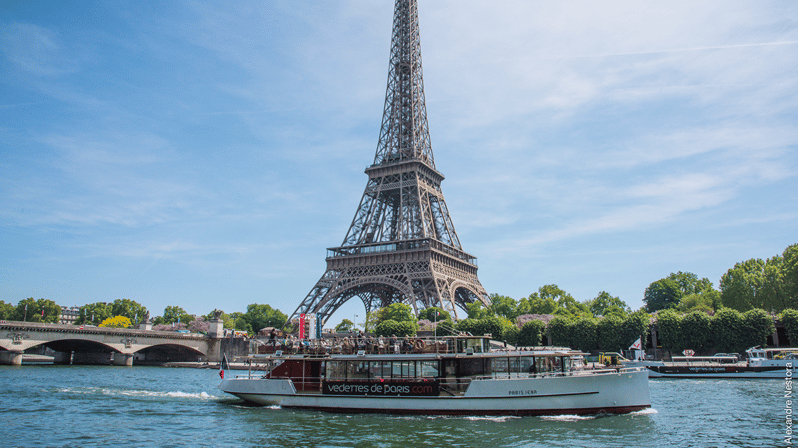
[288,0,489,326]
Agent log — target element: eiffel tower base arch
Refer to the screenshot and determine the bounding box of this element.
[290,242,489,326]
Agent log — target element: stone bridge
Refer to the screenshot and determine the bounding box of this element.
[0,320,227,366]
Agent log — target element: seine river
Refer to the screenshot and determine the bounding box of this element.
[0,365,788,447]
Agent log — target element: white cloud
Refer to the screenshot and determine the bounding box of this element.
[0,23,79,76]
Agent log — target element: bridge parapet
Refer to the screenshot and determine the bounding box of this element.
[0,320,221,364]
[0,320,207,340]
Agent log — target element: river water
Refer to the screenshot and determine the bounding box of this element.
[0,365,788,447]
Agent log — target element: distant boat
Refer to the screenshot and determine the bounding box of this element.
[645,347,798,379]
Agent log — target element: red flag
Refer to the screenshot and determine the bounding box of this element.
[219,353,229,380]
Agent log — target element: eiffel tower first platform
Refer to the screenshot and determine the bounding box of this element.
[287,0,490,326]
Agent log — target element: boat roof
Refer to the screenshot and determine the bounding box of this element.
[249,348,586,363]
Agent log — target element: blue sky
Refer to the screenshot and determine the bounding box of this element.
[2,1,796,325]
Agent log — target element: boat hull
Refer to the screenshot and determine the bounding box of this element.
[219,369,650,416]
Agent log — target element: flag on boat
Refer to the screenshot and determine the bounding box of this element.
[219,353,229,379]
[629,337,642,350]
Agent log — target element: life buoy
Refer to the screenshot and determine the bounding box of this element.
[414,339,425,351]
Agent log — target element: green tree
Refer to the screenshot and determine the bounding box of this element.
[667,271,713,295]
[761,256,788,310]
[742,309,775,349]
[677,289,721,313]
[163,306,187,324]
[571,317,599,352]
[0,300,16,320]
[517,293,559,315]
[372,303,418,337]
[537,284,589,317]
[99,315,132,328]
[76,302,112,325]
[620,310,650,350]
[719,257,789,312]
[417,307,452,323]
[656,309,683,352]
[783,244,798,308]
[234,317,253,334]
[597,315,624,352]
[680,311,713,353]
[488,294,518,320]
[780,309,798,346]
[203,310,236,329]
[547,315,574,347]
[110,298,148,322]
[644,279,683,312]
[588,291,630,317]
[464,301,491,319]
[454,317,506,340]
[374,303,416,324]
[241,303,288,332]
[335,319,354,333]
[503,325,520,346]
[14,298,61,323]
[374,319,416,337]
[712,308,746,353]
[517,320,546,347]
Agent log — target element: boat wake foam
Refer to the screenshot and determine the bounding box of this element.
[631,408,658,415]
[462,416,522,422]
[539,414,597,422]
[54,387,217,400]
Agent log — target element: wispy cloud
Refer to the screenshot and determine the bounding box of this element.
[0,23,78,76]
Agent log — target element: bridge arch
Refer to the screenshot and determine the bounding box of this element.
[135,343,206,364]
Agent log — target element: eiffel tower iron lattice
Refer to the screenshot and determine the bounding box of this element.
[287,0,489,327]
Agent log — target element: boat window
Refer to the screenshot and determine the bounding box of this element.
[419,361,439,378]
[519,357,533,373]
[392,361,416,378]
[456,338,486,354]
[509,357,521,374]
[551,356,562,372]
[492,357,508,374]
[467,338,484,353]
[562,357,571,372]
[459,358,489,376]
[372,361,391,379]
[326,361,346,380]
[537,356,559,374]
[348,361,369,379]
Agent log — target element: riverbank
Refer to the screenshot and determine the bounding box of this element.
[15,354,254,370]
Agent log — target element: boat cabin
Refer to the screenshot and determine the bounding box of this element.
[246,336,585,397]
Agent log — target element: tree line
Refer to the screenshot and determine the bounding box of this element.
[0,298,287,334]
[644,243,797,314]
[3,242,794,347]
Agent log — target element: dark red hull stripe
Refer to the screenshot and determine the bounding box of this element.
[280,404,650,416]
[240,391,599,400]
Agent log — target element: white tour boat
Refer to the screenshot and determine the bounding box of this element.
[218,335,650,416]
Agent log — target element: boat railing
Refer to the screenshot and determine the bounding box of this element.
[472,367,635,381]
[255,335,490,356]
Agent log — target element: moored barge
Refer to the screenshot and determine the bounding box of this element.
[645,347,798,379]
